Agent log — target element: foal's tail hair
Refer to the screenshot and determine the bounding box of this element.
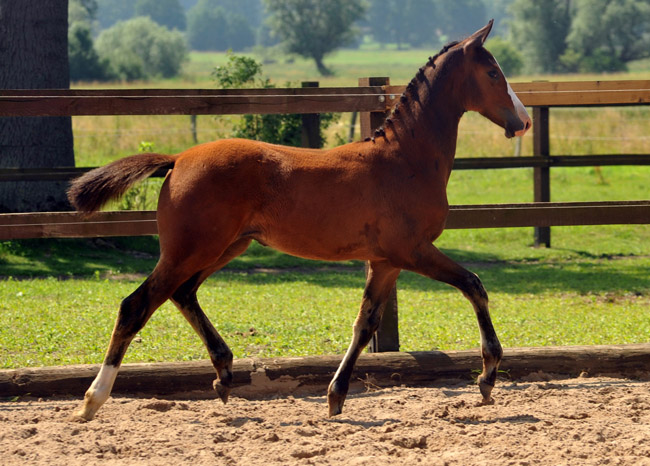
[67,153,177,215]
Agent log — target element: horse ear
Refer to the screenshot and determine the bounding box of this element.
[463,19,494,51]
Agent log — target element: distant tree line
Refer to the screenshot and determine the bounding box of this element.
[68,0,650,81]
[509,0,650,74]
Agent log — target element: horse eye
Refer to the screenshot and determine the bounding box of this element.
[487,70,499,79]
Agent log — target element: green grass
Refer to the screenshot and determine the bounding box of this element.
[175,49,650,89]
[1,257,648,368]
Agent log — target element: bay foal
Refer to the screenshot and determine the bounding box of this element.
[68,20,531,420]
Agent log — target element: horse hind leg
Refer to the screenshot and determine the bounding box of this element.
[73,265,189,421]
[170,238,252,404]
[327,260,401,417]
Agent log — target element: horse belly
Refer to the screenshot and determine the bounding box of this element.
[254,217,378,262]
[249,192,384,262]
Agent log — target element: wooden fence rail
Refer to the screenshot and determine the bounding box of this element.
[1,79,649,352]
[2,201,649,241]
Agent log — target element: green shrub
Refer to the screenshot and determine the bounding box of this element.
[212,52,338,147]
[485,37,524,77]
[134,0,186,31]
[95,16,188,80]
[560,48,627,73]
[69,22,113,81]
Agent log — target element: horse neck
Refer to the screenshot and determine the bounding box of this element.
[383,56,466,179]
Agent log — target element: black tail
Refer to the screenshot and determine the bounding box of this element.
[67,153,176,215]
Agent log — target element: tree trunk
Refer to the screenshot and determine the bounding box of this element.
[313,55,332,77]
[0,0,74,213]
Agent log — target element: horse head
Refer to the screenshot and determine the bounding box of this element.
[457,20,531,138]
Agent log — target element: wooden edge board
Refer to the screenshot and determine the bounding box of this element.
[1,344,648,398]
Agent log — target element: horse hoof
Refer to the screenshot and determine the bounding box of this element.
[477,368,497,397]
[213,379,231,404]
[327,390,346,417]
[478,396,495,406]
[328,399,343,417]
[69,410,92,422]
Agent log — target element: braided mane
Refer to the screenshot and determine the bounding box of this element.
[367,41,461,141]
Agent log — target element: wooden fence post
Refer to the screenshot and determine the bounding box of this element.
[359,77,399,353]
[301,81,321,148]
[533,106,551,247]
[190,115,198,144]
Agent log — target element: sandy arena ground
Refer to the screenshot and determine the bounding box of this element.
[2,374,650,465]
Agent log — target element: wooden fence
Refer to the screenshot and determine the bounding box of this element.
[1,79,649,352]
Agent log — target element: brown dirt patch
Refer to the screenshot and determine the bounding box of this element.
[2,375,650,465]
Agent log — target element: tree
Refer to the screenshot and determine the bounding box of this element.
[366,0,488,49]
[69,0,112,81]
[69,23,113,81]
[564,0,650,72]
[135,0,187,31]
[96,0,134,30]
[187,3,230,51]
[226,14,257,51]
[508,0,573,73]
[367,0,439,49]
[263,0,367,76]
[485,37,524,76]
[186,0,255,51]
[69,0,98,26]
[484,0,516,37]
[95,17,188,80]
[435,0,488,42]
[0,0,74,212]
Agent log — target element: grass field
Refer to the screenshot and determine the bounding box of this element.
[1,49,649,369]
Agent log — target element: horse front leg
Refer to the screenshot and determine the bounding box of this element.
[327,260,401,417]
[398,243,503,404]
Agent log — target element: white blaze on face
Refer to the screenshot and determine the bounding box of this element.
[496,60,532,137]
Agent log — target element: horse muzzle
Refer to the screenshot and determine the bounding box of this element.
[504,112,531,138]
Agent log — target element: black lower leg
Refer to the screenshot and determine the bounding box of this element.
[172,274,234,403]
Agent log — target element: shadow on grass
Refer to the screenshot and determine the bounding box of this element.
[215,248,649,296]
[0,237,161,278]
[1,239,648,296]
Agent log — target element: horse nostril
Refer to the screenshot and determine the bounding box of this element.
[525,121,531,131]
